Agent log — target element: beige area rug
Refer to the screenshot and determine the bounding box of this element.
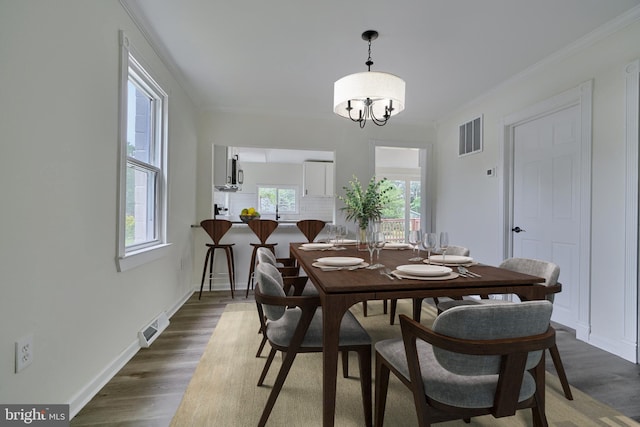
[171,301,639,427]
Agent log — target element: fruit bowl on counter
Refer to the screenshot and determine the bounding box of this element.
[239,214,260,223]
[239,207,260,223]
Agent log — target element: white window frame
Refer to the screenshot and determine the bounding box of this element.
[116,31,170,272]
[257,184,300,215]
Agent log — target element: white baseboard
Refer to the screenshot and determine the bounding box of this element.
[588,331,638,363]
[68,339,139,419]
[68,287,194,418]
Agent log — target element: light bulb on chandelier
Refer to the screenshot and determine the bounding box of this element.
[333,30,405,128]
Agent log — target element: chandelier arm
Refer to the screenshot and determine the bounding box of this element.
[368,102,391,126]
[347,103,364,124]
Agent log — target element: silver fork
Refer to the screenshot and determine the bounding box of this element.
[385,267,401,280]
[380,268,395,280]
[458,266,481,277]
[456,266,470,277]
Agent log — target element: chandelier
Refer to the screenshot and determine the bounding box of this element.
[333,30,405,128]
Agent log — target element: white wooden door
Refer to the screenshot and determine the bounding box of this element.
[512,104,580,328]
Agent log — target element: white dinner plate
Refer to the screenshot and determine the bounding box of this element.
[329,239,357,245]
[316,257,364,267]
[301,243,334,250]
[383,242,411,249]
[392,270,459,281]
[428,255,473,264]
[396,264,452,277]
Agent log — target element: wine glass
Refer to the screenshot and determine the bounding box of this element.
[439,231,449,264]
[408,230,423,261]
[325,224,336,244]
[422,233,436,264]
[335,225,346,247]
[374,232,386,267]
[366,229,378,268]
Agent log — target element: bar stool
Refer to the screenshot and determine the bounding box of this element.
[199,219,236,299]
[296,219,326,242]
[246,219,279,297]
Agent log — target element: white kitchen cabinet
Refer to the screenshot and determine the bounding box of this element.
[303,161,334,197]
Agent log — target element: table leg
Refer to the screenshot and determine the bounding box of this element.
[412,297,424,322]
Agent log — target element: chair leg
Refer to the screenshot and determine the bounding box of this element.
[198,248,213,300]
[258,347,277,386]
[224,247,234,298]
[246,247,259,298]
[229,247,236,294]
[374,353,390,427]
[390,299,398,325]
[548,344,573,400]
[257,347,300,427]
[341,351,349,378]
[255,303,267,358]
[358,347,372,427]
[363,301,368,317]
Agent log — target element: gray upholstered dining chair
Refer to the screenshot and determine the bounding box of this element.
[256,246,300,280]
[388,245,470,325]
[374,301,555,427]
[435,257,573,401]
[254,262,372,427]
[254,247,317,357]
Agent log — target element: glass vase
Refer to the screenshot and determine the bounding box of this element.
[357,227,368,251]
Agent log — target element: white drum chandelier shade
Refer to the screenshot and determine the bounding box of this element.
[333,30,406,128]
[333,71,405,120]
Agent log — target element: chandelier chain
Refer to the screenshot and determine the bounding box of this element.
[366,38,373,71]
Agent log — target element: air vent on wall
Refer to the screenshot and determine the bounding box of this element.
[459,115,483,156]
[138,312,169,348]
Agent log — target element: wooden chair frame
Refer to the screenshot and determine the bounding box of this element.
[254,284,372,427]
[199,219,235,299]
[375,314,555,427]
[296,219,327,242]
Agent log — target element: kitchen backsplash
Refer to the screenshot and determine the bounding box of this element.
[213,191,334,222]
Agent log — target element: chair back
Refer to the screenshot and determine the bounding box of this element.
[499,258,559,302]
[256,247,277,266]
[444,245,470,256]
[200,219,233,245]
[432,301,553,375]
[255,263,287,321]
[296,220,327,242]
[248,219,279,244]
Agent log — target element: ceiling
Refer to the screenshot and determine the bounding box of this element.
[122,0,640,125]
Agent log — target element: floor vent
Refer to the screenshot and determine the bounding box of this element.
[138,312,170,348]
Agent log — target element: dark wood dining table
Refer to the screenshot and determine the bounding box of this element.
[289,242,560,427]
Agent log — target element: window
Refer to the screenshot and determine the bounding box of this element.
[257,185,298,215]
[116,32,170,271]
[459,115,483,156]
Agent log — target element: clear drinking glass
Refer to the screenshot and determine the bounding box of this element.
[408,230,423,261]
[325,224,336,244]
[366,230,378,268]
[423,233,436,264]
[335,225,346,247]
[439,231,449,264]
[374,231,386,267]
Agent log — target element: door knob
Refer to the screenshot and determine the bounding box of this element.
[511,226,525,233]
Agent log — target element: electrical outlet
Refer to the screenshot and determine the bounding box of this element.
[15,334,34,373]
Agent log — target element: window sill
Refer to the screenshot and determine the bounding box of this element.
[116,243,172,272]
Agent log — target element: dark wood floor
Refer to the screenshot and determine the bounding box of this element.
[71,291,640,426]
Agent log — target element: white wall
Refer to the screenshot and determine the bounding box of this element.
[0,0,198,413]
[435,17,640,360]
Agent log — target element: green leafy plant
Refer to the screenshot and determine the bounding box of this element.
[338,175,392,230]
